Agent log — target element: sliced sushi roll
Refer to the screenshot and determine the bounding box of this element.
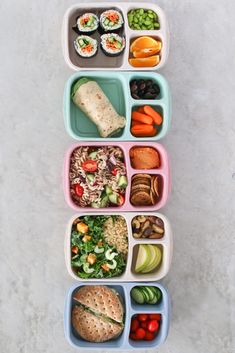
[76,13,99,33]
[74,35,98,58]
[100,33,125,56]
[100,9,124,32]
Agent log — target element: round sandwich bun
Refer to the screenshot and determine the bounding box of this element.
[72,285,124,343]
[72,305,123,343]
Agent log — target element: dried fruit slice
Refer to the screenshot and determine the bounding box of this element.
[129,56,160,68]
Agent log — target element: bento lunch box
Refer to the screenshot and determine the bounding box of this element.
[64,71,171,141]
[64,141,170,212]
[62,2,169,71]
[65,212,172,282]
[64,282,170,350]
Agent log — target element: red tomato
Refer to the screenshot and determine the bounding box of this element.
[144,331,155,341]
[81,160,98,172]
[71,246,79,254]
[129,333,137,340]
[74,184,84,197]
[118,194,125,206]
[111,168,118,176]
[149,314,161,321]
[130,318,139,332]
[135,328,146,340]
[137,314,148,322]
[140,321,148,329]
[147,320,159,332]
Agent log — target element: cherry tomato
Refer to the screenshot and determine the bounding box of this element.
[129,333,137,340]
[137,314,148,322]
[140,321,148,329]
[111,168,118,176]
[144,331,155,341]
[74,184,84,197]
[147,320,159,332]
[117,194,125,206]
[149,314,161,321]
[81,160,98,172]
[135,328,146,340]
[130,318,139,332]
[71,246,79,254]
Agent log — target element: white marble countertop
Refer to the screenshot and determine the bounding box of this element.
[0,0,234,352]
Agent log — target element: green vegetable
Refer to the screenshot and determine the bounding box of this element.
[108,193,118,204]
[118,175,128,188]
[70,216,126,279]
[88,151,98,159]
[130,286,162,304]
[105,185,113,195]
[87,174,95,183]
[127,8,160,30]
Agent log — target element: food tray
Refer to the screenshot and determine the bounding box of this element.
[64,282,170,350]
[64,141,170,212]
[64,71,171,141]
[65,212,173,282]
[62,2,169,71]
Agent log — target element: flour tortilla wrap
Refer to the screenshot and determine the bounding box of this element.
[71,78,126,137]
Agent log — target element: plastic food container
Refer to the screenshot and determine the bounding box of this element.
[65,212,172,282]
[62,2,169,71]
[64,71,171,141]
[64,282,170,350]
[63,141,170,212]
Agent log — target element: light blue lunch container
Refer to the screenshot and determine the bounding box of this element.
[64,71,171,141]
[64,282,171,350]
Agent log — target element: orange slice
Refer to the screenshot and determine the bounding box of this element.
[129,55,160,68]
[130,36,161,53]
[133,45,161,58]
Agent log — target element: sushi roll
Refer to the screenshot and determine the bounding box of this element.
[100,33,125,56]
[74,35,98,58]
[76,13,99,33]
[100,10,124,32]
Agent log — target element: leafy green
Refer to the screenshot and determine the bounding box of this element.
[71,216,126,279]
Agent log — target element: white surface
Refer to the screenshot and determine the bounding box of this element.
[0,0,234,353]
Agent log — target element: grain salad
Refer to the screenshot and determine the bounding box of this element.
[103,216,128,257]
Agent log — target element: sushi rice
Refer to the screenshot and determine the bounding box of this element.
[101,33,125,56]
[100,9,124,31]
[74,35,98,58]
[77,13,99,33]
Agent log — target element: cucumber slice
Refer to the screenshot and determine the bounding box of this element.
[105,185,113,195]
[147,295,158,305]
[104,18,109,25]
[108,193,118,204]
[139,287,150,302]
[87,174,95,183]
[151,287,162,302]
[130,287,145,304]
[143,287,155,302]
[89,151,97,159]
[118,175,128,188]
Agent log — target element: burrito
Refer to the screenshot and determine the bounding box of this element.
[71,78,126,137]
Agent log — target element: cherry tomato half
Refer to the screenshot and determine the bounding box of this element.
[135,328,146,340]
[118,194,125,206]
[81,160,98,173]
[140,321,148,329]
[137,314,148,322]
[149,314,161,321]
[144,331,155,341]
[130,318,139,332]
[147,320,159,333]
[71,246,79,254]
[74,184,84,197]
[111,168,118,176]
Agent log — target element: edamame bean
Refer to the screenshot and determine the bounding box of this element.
[128,8,160,30]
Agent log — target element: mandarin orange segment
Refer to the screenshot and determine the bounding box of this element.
[129,55,160,68]
[130,36,161,53]
[133,46,161,58]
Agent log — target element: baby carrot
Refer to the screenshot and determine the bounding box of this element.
[143,105,163,125]
[132,111,153,125]
[131,124,157,137]
[131,120,140,127]
[131,127,157,137]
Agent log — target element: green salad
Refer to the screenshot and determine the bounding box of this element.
[71,216,127,279]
